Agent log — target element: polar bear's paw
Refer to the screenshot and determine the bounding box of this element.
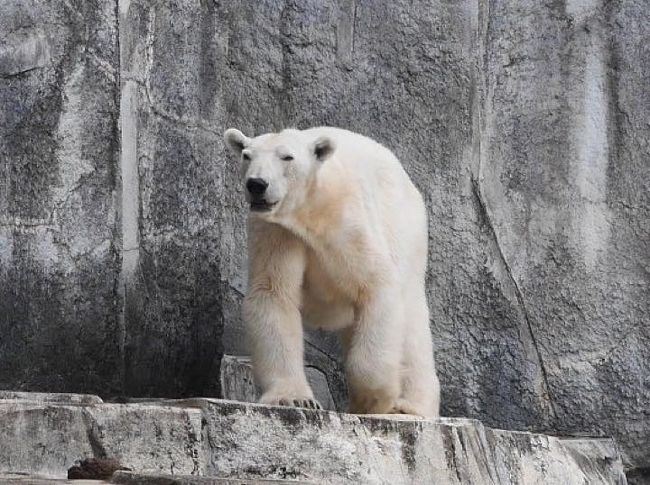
[260,393,322,410]
[390,398,437,418]
[390,399,422,416]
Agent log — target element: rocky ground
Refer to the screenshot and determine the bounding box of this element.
[0,358,629,484]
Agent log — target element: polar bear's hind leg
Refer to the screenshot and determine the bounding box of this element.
[394,289,440,417]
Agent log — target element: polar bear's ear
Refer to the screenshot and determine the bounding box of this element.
[224,128,251,155]
[313,137,334,162]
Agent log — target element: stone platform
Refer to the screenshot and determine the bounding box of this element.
[0,391,627,484]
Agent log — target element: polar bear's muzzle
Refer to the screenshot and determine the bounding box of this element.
[250,200,277,212]
[246,177,278,212]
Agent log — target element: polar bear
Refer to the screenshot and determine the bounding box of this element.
[224,126,440,417]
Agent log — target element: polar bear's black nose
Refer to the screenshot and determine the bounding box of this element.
[246,178,268,196]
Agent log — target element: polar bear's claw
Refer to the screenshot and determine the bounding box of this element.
[293,398,322,410]
[306,399,322,410]
[271,397,322,410]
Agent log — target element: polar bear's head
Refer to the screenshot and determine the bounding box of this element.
[224,128,334,215]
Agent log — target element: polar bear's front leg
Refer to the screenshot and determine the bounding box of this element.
[243,291,320,409]
[344,286,402,414]
[243,220,320,410]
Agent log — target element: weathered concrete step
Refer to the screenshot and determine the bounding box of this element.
[111,471,312,484]
[0,474,103,484]
[0,391,627,484]
[0,472,306,484]
[0,390,103,405]
[0,397,202,478]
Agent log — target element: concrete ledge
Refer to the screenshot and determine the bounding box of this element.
[0,392,627,484]
[0,472,307,484]
[112,470,311,484]
[0,391,103,405]
[0,397,201,478]
[149,398,626,484]
[0,474,103,484]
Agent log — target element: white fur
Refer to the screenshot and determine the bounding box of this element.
[225,127,440,416]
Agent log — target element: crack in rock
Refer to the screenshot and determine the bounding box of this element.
[471,176,559,421]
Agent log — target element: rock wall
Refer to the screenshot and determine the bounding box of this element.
[0,0,648,476]
[0,0,122,394]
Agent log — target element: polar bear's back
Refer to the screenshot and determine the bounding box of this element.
[303,126,399,168]
[305,125,422,194]
[303,127,428,281]
[301,127,416,193]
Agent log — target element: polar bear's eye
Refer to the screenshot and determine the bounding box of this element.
[242,152,251,161]
[281,155,293,162]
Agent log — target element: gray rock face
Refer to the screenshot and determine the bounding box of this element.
[0,0,122,395]
[478,0,650,471]
[118,0,230,398]
[0,0,648,477]
[0,392,628,484]
[627,469,650,485]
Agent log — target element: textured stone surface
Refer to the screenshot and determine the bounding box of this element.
[0,390,103,405]
[0,392,627,484]
[220,355,336,411]
[0,475,302,485]
[0,475,103,484]
[194,399,626,484]
[478,0,650,471]
[112,471,311,484]
[0,0,648,477]
[0,0,121,395]
[118,0,228,398]
[220,355,258,405]
[0,398,202,478]
[627,469,650,485]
